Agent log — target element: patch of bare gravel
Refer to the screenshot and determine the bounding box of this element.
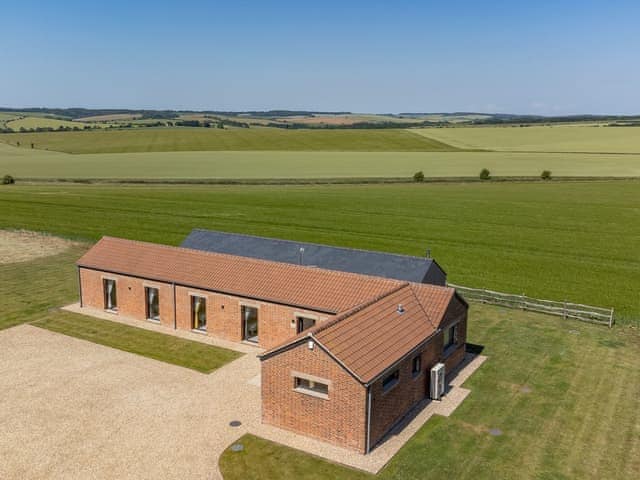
[0,230,76,264]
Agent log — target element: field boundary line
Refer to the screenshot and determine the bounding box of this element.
[449,283,615,327]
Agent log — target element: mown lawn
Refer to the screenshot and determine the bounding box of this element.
[33,312,241,373]
[0,182,637,322]
[0,243,241,373]
[220,304,640,480]
[0,127,457,154]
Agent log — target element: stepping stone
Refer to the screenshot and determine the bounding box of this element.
[520,385,532,393]
[489,428,503,436]
[230,443,244,452]
[229,420,242,427]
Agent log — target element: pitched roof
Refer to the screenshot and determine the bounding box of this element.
[180,229,446,285]
[77,237,402,314]
[262,282,457,384]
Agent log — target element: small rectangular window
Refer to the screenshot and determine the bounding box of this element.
[382,369,400,392]
[412,355,422,377]
[294,377,329,397]
[296,316,316,334]
[444,324,457,349]
[192,296,207,331]
[103,279,117,311]
[145,287,160,321]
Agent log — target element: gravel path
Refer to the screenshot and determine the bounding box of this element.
[0,325,261,480]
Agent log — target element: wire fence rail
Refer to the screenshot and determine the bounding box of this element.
[449,283,615,328]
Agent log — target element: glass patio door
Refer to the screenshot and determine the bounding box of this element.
[242,306,258,343]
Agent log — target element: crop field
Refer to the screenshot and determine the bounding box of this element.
[220,304,640,480]
[0,127,457,154]
[5,116,92,131]
[416,125,640,153]
[0,182,637,322]
[2,142,640,179]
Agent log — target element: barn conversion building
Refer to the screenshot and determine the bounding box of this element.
[76,232,467,453]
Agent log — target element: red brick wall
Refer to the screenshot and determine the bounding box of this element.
[261,341,368,452]
[79,268,330,349]
[79,268,176,329]
[368,294,468,449]
[368,341,441,448]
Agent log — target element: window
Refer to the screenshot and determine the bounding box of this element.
[444,324,457,349]
[242,305,259,342]
[296,316,316,334]
[145,287,160,321]
[412,355,422,377]
[294,376,329,398]
[103,279,117,311]
[382,369,400,392]
[192,296,207,331]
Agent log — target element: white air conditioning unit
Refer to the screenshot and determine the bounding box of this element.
[430,363,446,400]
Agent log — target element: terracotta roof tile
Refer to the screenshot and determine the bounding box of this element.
[263,282,457,384]
[77,237,402,314]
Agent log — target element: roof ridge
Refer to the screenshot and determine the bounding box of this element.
[259,282,411,359]
[189,228,434,263]
[93,236,405,287]
[308,282,411,336]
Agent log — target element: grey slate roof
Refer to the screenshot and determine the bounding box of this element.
[180,229,446,286]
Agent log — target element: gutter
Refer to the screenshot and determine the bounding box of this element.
[76,265,337,316]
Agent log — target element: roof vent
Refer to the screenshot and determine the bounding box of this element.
[397,303,405,314]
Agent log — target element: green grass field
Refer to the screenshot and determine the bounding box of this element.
[0,244,241,372]
[0,182,637,322]
[1,142,640,179]
[416,125,640,153]
[34,312,241,373]
[0,127,458,153]
[220,304,640,480]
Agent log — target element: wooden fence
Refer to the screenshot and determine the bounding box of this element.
[448,284,615,327]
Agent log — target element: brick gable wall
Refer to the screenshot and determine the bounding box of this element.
[261,341,368,452]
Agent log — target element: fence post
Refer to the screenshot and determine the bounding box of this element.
[609,308,614,328]
[521,293,525,311]
[563,300,567,320]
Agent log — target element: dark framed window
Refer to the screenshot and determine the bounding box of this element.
[242,305,259,343]
[382,369,400,392]
[444,324,457,349]
[145,287,160,321]
[296,316,316,334]
[412,355,422,377]
[294,377,329,397]
[191,296,207,331]
[103,278,117,311]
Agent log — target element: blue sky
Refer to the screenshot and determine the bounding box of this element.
[1,1,639,114]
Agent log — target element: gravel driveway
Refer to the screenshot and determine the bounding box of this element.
[0,325,261,480]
